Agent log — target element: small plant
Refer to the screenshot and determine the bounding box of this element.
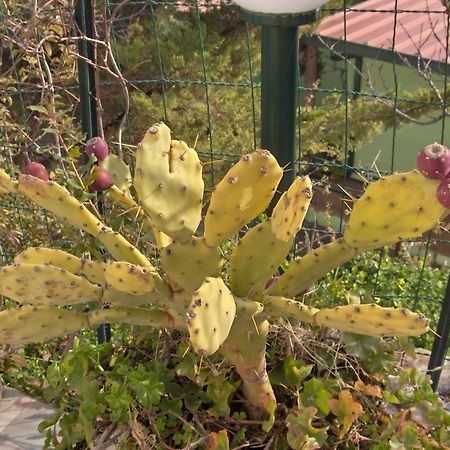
[0,123,447,436]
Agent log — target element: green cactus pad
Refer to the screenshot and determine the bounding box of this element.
[14,247,83,274]
[0,263,102,305]
[267,238,356,297]
[161,237,223,293]
[344,171,445,248]
[204,150,283,247]
[89,307,174,328]
[97,227,153,267]
[104,261,156,295]
[18,175,104,236]
[0,306,89,344]
[134,123,204,242]
[102,286,163,307]
[0,168,18,194]
[270,176,312,242]
[315,303,429,337]
[100,154,132,192]
[187,277,236,356]
[230,221,292,298]
[261,296,319,323]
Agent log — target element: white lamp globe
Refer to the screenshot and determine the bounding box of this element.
[232,0,329,14]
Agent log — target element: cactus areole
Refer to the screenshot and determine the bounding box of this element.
[0,124,446,420]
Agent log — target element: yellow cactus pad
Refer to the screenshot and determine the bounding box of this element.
[107,185,172,249]
[267,238,356,297]
[105,261,156,295]
[204,150,283,247]
[80,259,107,284]
[161,236,223,293]
[230,221,292,298]
[0,263,103,306]
[134,123,204,242]
[261,296,319,323]
[14,247,83,274]
[187,277,236,356]
[0,306,89,344]
[18,175,104,236]
[89,307,174,328]
[270,176,313,242]
[315,303,429,337]
[97,227,152,268]
[0,168,18,194]
[344,171,445,248]
[102,287,163,308]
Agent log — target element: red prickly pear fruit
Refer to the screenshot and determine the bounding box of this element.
[22,162,49,181]
[416,142,450,179]
[84,137,109,161]
[437,179,450,208]
[91,167,113,192]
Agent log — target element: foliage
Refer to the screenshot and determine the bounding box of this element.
[314,248,448,349]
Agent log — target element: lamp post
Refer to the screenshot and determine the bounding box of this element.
[233,0,328,197]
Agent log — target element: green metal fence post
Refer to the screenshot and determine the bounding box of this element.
[240,10,319,201]
[75,0,111,344]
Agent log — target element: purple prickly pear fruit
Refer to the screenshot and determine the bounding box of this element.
[91,167,113,192]
[85,137,109,161]
[437,179,450,208]
[22,162,49,181]
[416,143,450,179]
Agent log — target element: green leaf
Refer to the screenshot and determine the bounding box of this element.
[262,395,277,432]
[206,374,239,417]
[209,430,229,450]
[328,390,363,438]
[270,357,313,387]
[286,407,328,450]
[28,105,48,114]
[301,379,333,416]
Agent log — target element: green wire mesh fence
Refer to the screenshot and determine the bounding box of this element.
[0,0,449,385]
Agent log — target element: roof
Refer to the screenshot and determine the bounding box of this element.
[306,0,450,69]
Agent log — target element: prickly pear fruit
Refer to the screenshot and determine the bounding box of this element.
[104,262,156,295]
[0,168,18,194]
[204,150,283,247]
[416,142,450,179]
[91,167,113,192]
[267,238,356,298]
[134,123,204,242]
[315,303,429,337]
[0,263,103,305]
[161,237,223,293]
[85,136,109,161]
[23,162,49,181]
[187,277,236,356]
[270,176,312,242]
[344,171,445,248]
[0,306,89,344]
[437,179,450,208]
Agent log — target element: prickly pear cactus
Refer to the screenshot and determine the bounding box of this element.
[0,122,445,418]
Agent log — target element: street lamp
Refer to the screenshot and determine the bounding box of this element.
[233,0,328,196]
